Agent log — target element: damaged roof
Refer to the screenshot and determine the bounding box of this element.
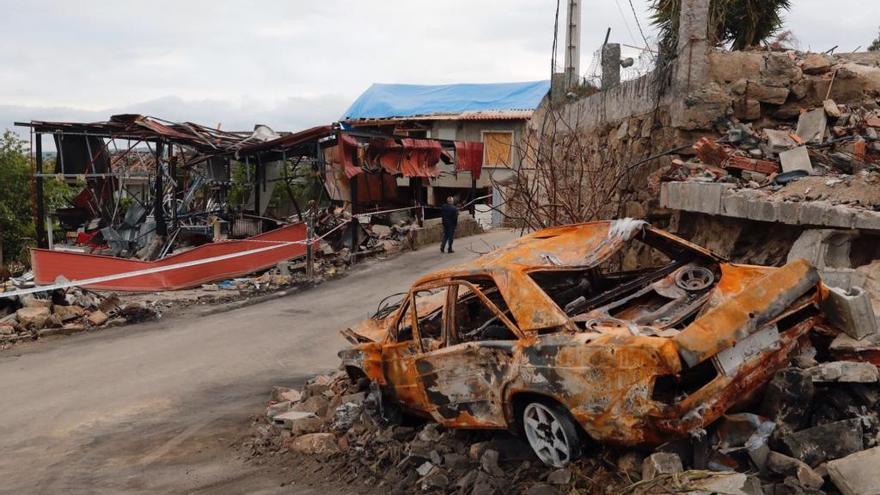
[342,81,550,122]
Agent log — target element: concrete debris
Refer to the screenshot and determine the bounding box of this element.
[780,146,814,174]
[827,446,880,495]
[796,108,829,144]
[778,418,865,466]
[641,452,683,481]
[806,361,880,383]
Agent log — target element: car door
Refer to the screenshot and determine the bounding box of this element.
[382,289,445,414]
[414,280,520,428]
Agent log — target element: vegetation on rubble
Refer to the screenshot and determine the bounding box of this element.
[651,0,792,54]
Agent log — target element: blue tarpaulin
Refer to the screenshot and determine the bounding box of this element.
[342,80,550,120]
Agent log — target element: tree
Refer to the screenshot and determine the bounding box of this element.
[870,27,880,51]
[651,0,792,55]
[0,130,35,266]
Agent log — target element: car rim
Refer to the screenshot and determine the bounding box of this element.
[523,403,571,467]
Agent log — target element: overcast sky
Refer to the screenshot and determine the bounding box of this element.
[1,0,878,137]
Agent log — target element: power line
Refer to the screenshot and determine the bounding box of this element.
[627,0,652,50]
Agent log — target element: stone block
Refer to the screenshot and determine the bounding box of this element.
[806,361,879,383]
[780,146,813,174]
[820,286,878,340]
[16,307,50,329]
[747,81,790,105]
[827,446,880,495]
[291,416,324,435]
[289,432,339,455]
[734,98,762,120]
[766,451,825,491]
[760,368,814,431]
[87,310,109,326]
[796,108,828,144]
[801,53,834,75]
[779,418,864,466]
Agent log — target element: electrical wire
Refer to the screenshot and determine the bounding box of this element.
[627,0,653,51]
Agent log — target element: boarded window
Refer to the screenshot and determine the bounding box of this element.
[482,131,514,167]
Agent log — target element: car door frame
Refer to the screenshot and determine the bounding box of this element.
[412,279,523,428]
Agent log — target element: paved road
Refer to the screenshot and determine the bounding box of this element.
[0,230,516,494]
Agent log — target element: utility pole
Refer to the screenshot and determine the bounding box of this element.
[564,0,581,88]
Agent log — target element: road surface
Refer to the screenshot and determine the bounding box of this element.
[0,230,516,494]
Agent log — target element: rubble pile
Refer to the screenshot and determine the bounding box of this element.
[250,348,880,494]
[0,287,158,348]
[651,97,880,211]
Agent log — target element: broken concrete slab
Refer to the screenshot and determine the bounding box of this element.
[796,108,828,144]
[779,418,864,466]
[827,446,880,495]
[641,452,683,480]
[765,129,798,155]
[806,361,879,383]
[830,332,880,365]
[272,410,316,428]
[780,146,813,174]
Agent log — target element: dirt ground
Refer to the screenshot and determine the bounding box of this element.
[0,230,516,495]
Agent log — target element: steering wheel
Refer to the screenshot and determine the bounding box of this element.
[675,266,715,292]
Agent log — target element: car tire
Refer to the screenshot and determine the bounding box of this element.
[521,400,582,468]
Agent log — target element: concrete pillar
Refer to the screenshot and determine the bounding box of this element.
[563,0,581,88]
[675,0,711,93]
[601,43,621,90]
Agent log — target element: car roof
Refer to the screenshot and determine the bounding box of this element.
[413,220,720,332]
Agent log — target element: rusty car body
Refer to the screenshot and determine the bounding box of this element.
[339,220,836,465]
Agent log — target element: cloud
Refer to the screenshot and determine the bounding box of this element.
[1,0,877,143]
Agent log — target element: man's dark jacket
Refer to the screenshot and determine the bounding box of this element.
[440,203,458,229]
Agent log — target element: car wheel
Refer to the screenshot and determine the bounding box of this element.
[521,401,582,468]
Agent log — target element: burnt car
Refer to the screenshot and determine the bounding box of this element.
[339,220,842,467]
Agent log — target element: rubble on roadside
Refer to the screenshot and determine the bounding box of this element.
[651,98,880,213]
[1,211,417,350]
[0,286,158,348]
[248,348,880,494]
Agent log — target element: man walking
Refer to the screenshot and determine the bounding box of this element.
[440,196,458,253]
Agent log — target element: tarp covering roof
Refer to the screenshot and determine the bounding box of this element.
[342,81,550,121]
